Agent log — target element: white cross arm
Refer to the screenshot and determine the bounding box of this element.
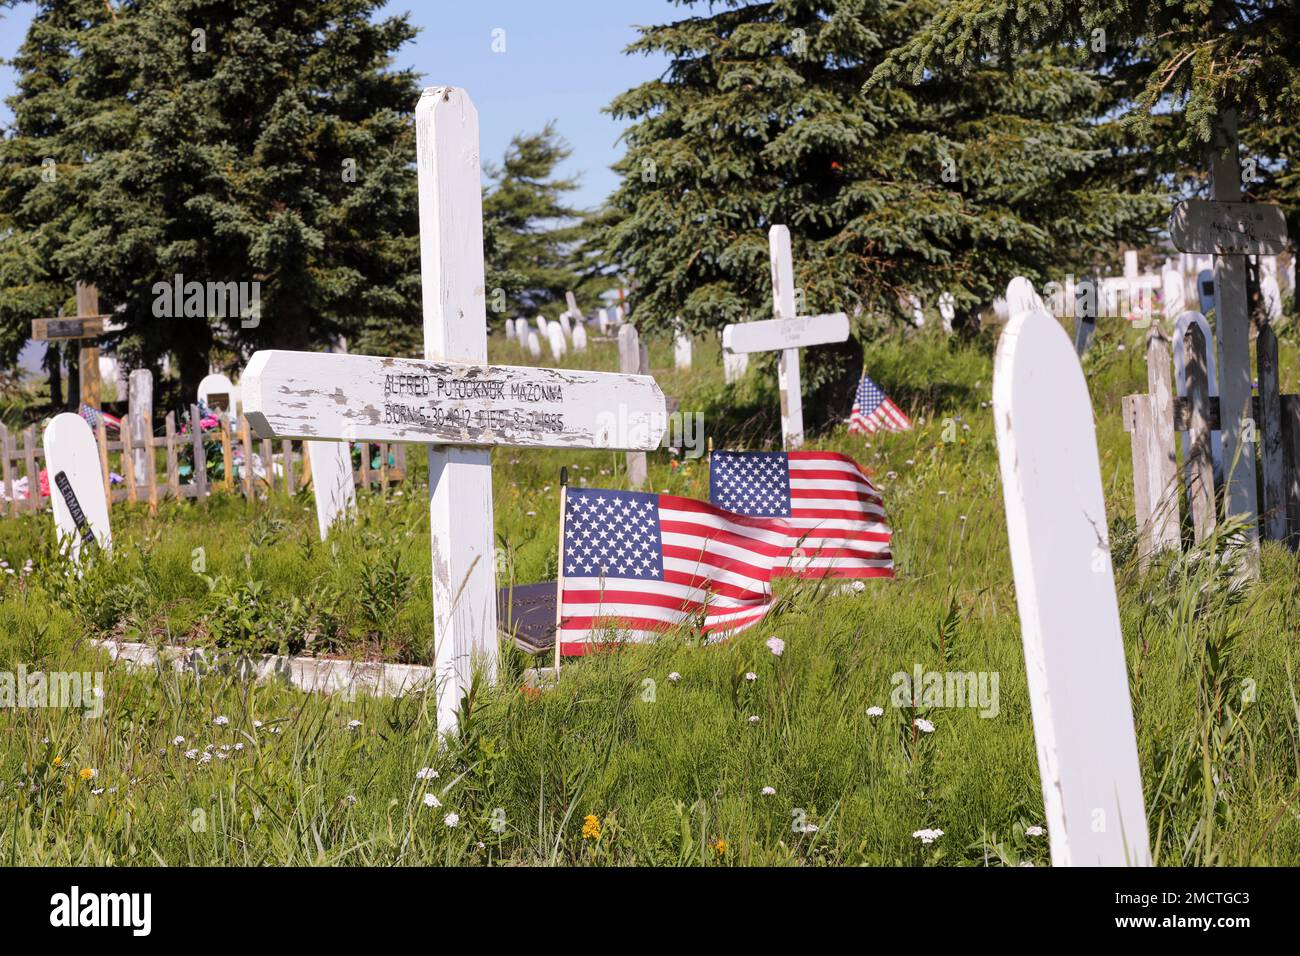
[241,350,667,450]
[1169,199,1288,256]
[721,313,849,354]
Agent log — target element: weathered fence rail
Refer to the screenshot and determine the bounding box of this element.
[0,409,407,518]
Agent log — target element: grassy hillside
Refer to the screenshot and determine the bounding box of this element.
[1,315,1298,865]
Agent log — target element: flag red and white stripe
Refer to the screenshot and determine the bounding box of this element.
[709,450,894,579]
[848,371,912,433]
[557,489,790,655]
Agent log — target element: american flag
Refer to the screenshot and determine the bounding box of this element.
[557,488,789,655]
[709,450,893,579]
[848,372,911,433]
[79,404,122,433]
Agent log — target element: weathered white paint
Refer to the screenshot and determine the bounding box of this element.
[43,413,112,565]
[572,323,588,352]
[128,368,153,481]
[723,350,748,384]
[992,308,1151,867]
[198,372,237,413]
[242,350,666,450]
[527,330,542,359]
[97,638,435,700]
[1172,310,1222,480]
[307,439,356,540]
[416,86,499,735]
[722,312,850,355]
[1169,199,1288,256]
[547,321,567,360]
[1005,277,1044,320]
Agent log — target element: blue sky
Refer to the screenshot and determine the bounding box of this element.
[0,0,678,209]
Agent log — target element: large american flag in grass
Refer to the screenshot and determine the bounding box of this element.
[557,489,789,655]
[709,450,894,579]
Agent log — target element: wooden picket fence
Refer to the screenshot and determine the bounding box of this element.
[1123,319,1297,562]
[0,407,407,518]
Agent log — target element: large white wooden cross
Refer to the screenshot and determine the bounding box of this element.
[241,88,666,735]
[721,225,849,449]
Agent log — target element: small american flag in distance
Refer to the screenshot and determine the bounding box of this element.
[557,489,791,655]
[709,450,893,579]
[849,371,911,433]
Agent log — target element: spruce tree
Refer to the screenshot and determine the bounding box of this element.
[0,0,423,397]
[481,123,585,323]
[605,0,1162,361]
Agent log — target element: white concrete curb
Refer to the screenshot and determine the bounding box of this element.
[93,639,436,700]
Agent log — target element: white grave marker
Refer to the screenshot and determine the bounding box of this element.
[547,321,567,360]
[504,319,515,340]
[198,372,237,413]
[1259,256,1283,321]
[1161,266,1186,318]
[1005,277,1045,320]
[1172,309,1222,481]
[597,308,610,335]
[534,314,547,337]
[128,368,153,482]
[938,292,955,332]
[993,308,1151,867]
[307,439,356,540]
[527,330,542,359]
[572,323,588,352]
[674,323,692,370]
[720,226,850,449]
[558,311,572,340]
[43,413,112,565]
[241,88,667,736]
[1169,199,1288,256]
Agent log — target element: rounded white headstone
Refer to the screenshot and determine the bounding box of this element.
[572,323,588,352]
[527,331,542,359]
[43,413,112,565]
[198,372,238,414]
[547,322,567,360]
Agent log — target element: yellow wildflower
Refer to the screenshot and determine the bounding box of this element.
[582,814,602,841]
[710,838,727,857]
[79,768,96,781]
[52,756,63,767]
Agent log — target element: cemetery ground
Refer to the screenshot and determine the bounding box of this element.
[2,320,1299,866]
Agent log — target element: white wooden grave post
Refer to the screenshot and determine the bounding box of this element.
[1006,277,1045,320]
[558,311,572,341]
[243,96,667,735]
[673,319,692,370]
[1169,110,1289,550]
[721,226,849,449]
[1162,265,1186,318]
[198,372,237,414]
[534,314,547,337]
[937,292,955,333]
[993,308,1151,867]
[1172,310,1222,482]
[547,322,567,360]
[43,413,112,566]
[1260,255,1283,321]
[597,308,610,335]
[307,439,356,540]
[128,368,153,482]
[514,317,528,340]
[527,330,542,359]
[564,291,582,330]
[504,318,515,341]
[618,324,648,489]
[723,345,749,384]
[572,323,587,352]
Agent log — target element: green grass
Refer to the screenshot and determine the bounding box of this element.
[1,316,1298,865]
